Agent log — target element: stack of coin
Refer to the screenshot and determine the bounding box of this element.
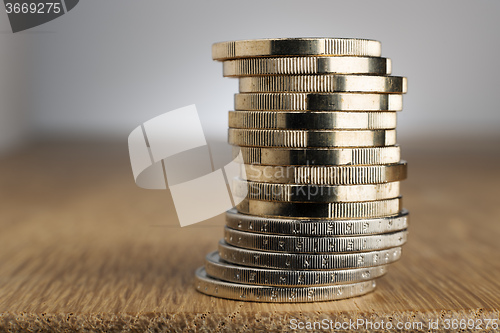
[195,38,408,302]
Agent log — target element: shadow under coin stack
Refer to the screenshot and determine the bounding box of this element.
[195,38,408,302]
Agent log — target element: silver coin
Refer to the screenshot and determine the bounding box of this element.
[195,266,376,302]
[224,227,407,254]
[225,208,409,236]
[204,251,388,287]
[218,241,402,270]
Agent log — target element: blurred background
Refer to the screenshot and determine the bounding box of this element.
[0,0,499,156]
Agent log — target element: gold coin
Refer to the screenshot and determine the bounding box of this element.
[234,146,401,165]
[228,128,396,148]
[240,162,407,184]
[212,38,382,60]
[232,179,400,202]
[223,56,391,77]
[236,197,402,219]
[229,111,398,130]
[234,93,402,111]
[239,75,407,93]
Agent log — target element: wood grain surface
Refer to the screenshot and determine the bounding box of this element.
[0,138,499,332]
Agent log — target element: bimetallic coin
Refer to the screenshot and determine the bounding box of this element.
[228,128,397,148]
[233,179,400,202]
[212,38,382,60]
[195,267,376,302]
[228,111,398,130]
[234,93,402,111]
[224,227,407,253]
[218,241,402,270]
[236,197,402,219]
[225,208,409,236]
[240,162,407,185]
[234,146,401,166]
[239,75,407,93]
[204,251,388,287]
[223,57,391,77]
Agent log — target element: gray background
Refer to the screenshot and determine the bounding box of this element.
[0,0,499,154]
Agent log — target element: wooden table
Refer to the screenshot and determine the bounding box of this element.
[0,138,499,332]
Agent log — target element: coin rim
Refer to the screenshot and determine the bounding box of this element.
[238,75,407,93]
[233,179,400,202]
[218,240,403,270]
[225,208,409,236]
[228,110,398,130]
[239,161,407,184]
[204,251,389,287]
[212,38,382,60]
[235,197,403,219]
[234,146,402,166]
[195,266,377,302]
[223,227,408,253]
